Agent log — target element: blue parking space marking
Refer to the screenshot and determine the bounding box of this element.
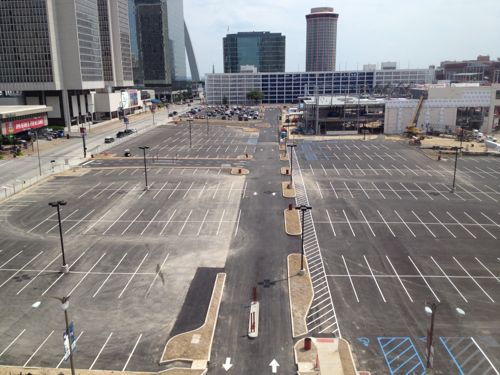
[439,337,499,374]
[378,337,426,375]
[439,337,465,375]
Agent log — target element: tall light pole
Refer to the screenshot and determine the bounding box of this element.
[450,128,464,193]
[205,100,209,136]
[34,130,42,176]
[187,118,193,148]
[138,146,150,190]
[59,296,76,375]
[287,144,297,188]
[424,302,438,370]
[49,200,69,273]
[295,205,312,275]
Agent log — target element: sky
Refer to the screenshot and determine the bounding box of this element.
[183,0,500,77]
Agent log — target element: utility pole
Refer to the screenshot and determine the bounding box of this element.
[138,146,150,190]
[35,130,42,176]
[188,119,193,148]
[295,205,312,275]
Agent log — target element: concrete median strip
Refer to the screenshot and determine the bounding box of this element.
[282,181,296,198]
[280,166,290,175]
[0,366,206,375]
[280,153,289,161]
[284,208,301,236]
[160,273,226,369]
[230,168,249,175]
[293,337,359,375]
[287,254,313,338]
[236,154,253,160]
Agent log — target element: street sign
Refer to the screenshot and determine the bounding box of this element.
[63,322,76,361]
[124,116,129,124]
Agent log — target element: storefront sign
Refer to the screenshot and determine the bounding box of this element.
[1,116,46,135]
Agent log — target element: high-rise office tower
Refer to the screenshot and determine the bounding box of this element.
[305,7,339,72]
[0,0,134,127]
[98,0,134,87]
[223,32,286,73]
[166,0,187,81]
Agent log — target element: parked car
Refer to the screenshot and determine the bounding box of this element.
[104,136,115,143]
[116,131,126,138]
[124,149,131,157]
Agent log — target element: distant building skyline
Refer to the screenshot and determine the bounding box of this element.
[223,32,285,73]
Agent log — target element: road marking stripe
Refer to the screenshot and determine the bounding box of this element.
[470,337,500,375]
[0,329,25,358]
[378,210,396,237]
[23,330,54,367]
[412,211,436,238]
[0,251,43,289]
[27,211,58,233]
[0,250,23,269]
[408,256,440,302]
[343,210,355,237]
[65,209,96,234]
[56,331,84,368]
[431,256,467,302]
[364,255,386,302]
[145,253,170,297]
[386,182,401,199]
[17,254,60,295]
[216,209,226,236]
[453,257,495,303]
[359,209,375,237]
[92,253,128,298]
[342,255,359,302]
[464,212,496,239]
[385,256,413,302]
[89,332,113,370]
[118,253,148,299]
[160,209,177,235]
[67,253,106,297]
[178,210,193,235]
[447,211,476,238]
[428,211,456,238]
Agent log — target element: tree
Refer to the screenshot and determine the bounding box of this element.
[246,90,263,104]
[222,96,228,105]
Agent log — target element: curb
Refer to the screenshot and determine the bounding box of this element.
[282,181,296,198]
[287,254,314,338]
[230,168,249,175]
[284,208,301,236]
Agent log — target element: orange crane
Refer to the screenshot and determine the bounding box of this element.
[405,96,425,137]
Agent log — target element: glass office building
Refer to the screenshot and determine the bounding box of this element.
[223,32,285,73]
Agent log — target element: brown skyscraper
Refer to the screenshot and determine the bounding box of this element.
[305,7,339,72]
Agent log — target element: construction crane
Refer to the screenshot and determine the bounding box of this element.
[405,96,425,137]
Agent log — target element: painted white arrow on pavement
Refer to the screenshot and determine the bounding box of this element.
[222,357,233,371]
[269,359,279,373]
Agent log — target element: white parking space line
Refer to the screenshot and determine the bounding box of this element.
[364,256,386,303]
[331,163,340,176]
[394,210,415,237]
[78,182,101,199]
[121,209,143,235]
[341,255,359,302]
[28,211,58,233]
[446,211,476,239]
[321,164,328,176]
[359,209,375,237]
[108,182,128,199]
[392,165,405,176]
[463,166,484,179]
[160,209,177,235]
[428,183,449,200]
[451,183,477,201]
[119,169,128,175]
[167,182,180,199]
[428,211,456,238]
[65,209,96,234]
[372,182,386,199]
[379,164,392,176]
[41,248,90,296]
[0,250,23,269]
[46,209,79,234]
[470,337,500,375]
[140,209,161,236]
[407,256,440,302]
[431,256,468,302]
[118,253,148,299]
[463,211,496,239]
[153,181,169,199]
[0,251,43,289]
[183,182,195,199]
[144,253,170,297]
[216,209,226,236]
[385,256,413,302]
[16,254,61,295]
[343,153,352,161]
[309,164,315,175]
[453,257,495,303]
[67,253,106,297]
[385,182,401,199]
[178,210,193,235]
[475,257,500,282]
[403,164,418,176]
[343,209,356,236]
[316,181,324,199]
[416,165,432,176]
[23,330,54,367]
[94,183,114,198]
[344,182,354,198]
[378,210,396,237]
[325,209,336,237]
[138,182,155,199]
[415,183,434,200]
[412,211,436,238]
[89,332,113,370]
[400,183,418,200]
[355,164,366,175]
[329,181,339,199]
[83,209,111,234]
[93,253,128,298]
[197,210,210,236]
[357,182,370,199]
[212,182,220,199]
[480,212,500,229]
[367,163,379,175]
[344,164,353,176]
[0,329,26,358]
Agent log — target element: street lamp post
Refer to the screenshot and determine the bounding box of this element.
[205,100,209,136]
[48,200,69,273]
[295,205,312,275]
[34,130,42,176]
[188,119,193,148]
[450,129,464,193]
[60,296,76,375]
[424,302,438,370]
[287,144,297,188]
[138,146,150,190]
